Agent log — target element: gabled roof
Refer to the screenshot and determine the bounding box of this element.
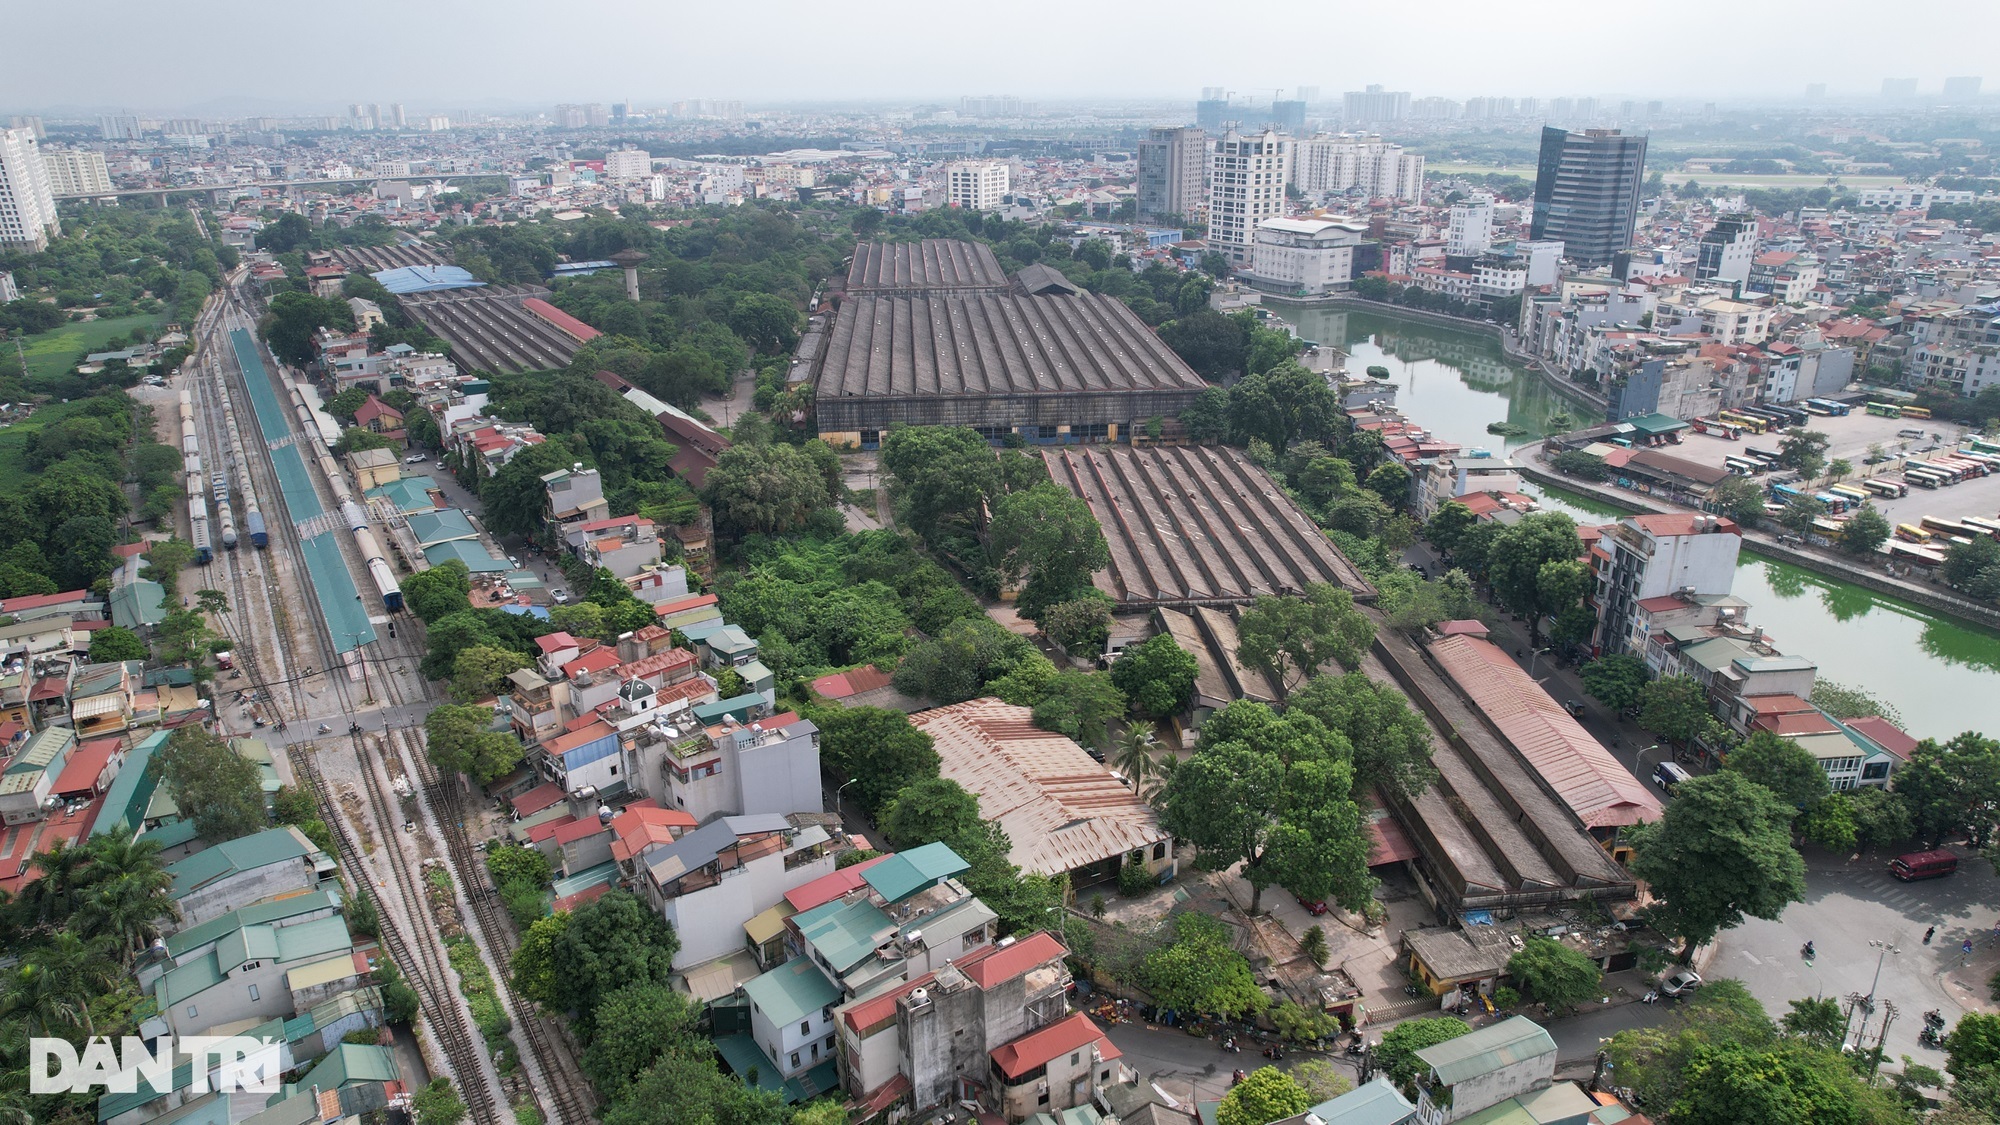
[1416,1016,1555,1086]
[784,852,891,913]
[165,826,315,898]
[862,841,969,903]
[167,890,340,958]
[962,930,1066,990]
[609,804,698,863]
[742,956,842,1028]
[990,1012,1119,1080]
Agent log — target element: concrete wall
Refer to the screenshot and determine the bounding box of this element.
[737,736,822,818]
[177,861,317,926]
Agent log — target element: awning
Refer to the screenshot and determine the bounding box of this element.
[745,904,793,947]
[71,693,129,719]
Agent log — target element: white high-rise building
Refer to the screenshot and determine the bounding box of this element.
[425,115,453,132]
[603,148,652,182]
[1290,133,1424,202]
[40,149,112,197]
[1210,130,1291,267]
[0,128,62,253]
[946,161,1010,211]
[1448,192,1495,256]
[98,115,141,141]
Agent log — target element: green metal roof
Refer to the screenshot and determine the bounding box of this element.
[711,1033,839,1105]
[213,915,352,969]
[364,476,442,513]
[406,508,479,547]
[159,950,225,1004]
[741,957,841,1028]
[7,727,74,776]
[795,897,891,975]
[294,1043,399,1091]
[110,580,169,629]
[165,826,314,899]
[167,890,340,957]
[96,1065,196,1123]
[94,730,167,839]
[693,694,767,724]
[423,539,511,573]
[1624,412,1691,435]
[1417,1016,1556,1087]
[1308,1076,1416,1125]
[863,841,970,903]
[138,818,201,851]
[298,532,376,653]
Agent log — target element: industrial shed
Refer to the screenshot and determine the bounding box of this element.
[815,288,1208,447]
[1040,444,1375,609]
[845,239,1011,295]
[400,285,594,374]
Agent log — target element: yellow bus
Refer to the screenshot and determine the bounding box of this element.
[1902,405,1933,420]
[1896,523,1933,543]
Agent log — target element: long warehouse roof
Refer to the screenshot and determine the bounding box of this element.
[817,290,1208,401]
[846,239,1010,293]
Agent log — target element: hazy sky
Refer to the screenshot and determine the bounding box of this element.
[9,0,1999,113]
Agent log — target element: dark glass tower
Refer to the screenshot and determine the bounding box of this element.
[1530,127,1648,268]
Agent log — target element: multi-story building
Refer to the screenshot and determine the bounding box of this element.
[1343,85,1410,122]
[1209,129,1290,267]
[1447,193,1494,256]
[1250,217,1366,296]
[631,813,837,970]
[0,127,61,252]
[1291,133,1424,201]
[600,149,650,181]
[1529,127,1648,268]
[1471,258,1528,303]
[1411,1017,1558,1125]
[40,148,111,197]
[97,115,140,140]
[1746,251,1822,305]
[1591,512,1742,657]
[1136,126,1205,222]
[946,161,1010,212]
[1695,214,1757,288]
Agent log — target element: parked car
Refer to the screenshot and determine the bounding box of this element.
[405,453,427,464]
[1661,970,1702,996]
[1297,896,1330,916]
[552,590,570,605]
[1561,700,1586,717]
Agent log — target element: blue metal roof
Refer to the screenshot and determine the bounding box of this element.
[371,265,484,294]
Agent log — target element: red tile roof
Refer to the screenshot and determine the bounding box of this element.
[1629,513,1741,537]
[523,298,602,343]
[621,648,697,681]
[784,853,892,913]
[810,665,895,699]
[544,720,616,756]
[0,589,91,613]
[1844,716,1918,760]
[560,648,621,679]
[610,805,698,863]
[962,930,1067,990]
[654,593,719,617]
[1760,712,1843,737]
[534,632,580,655]
[1740,693,1815,715]
[512,782,567,816]
[990,1012,1119,1080]
[552,817,611,846]
[575,514,654,533]
[526,814,580,844]
[51,738,121,795]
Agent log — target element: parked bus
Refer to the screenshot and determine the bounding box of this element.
[1909,461,1964,484]
[1806,398,1852,416]
[1921,516,1980,538]
[1937,456,1989,478]
[1744,444,1782,462]
[1815,492,1850,515]
[1906,470,1942,489]
[1724,456,1765,475]
[1768,405,1809,427]
[1902,405,1933,420]
[1720,411,1769,434]
[1866,402,1902,417]
[1691,417,1742,440]
[1770,483,1805,503]
[1830,484,1871,503]
[1886,540,1946,568]
[1862,478,1907,499]
[1896,523,1934,543]
[1801,401,1834,415]
[1955,451,2000,469]
[1969,437,2000,454]
[1962,516,2000,540]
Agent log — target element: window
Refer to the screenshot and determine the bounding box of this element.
[1153,842,1167,861]
[1071,1052,1080,1066]
[246,983,259,1001]
[791,1052,801,1068]
[811,1044,819,1061]
[800,1021,811,1035]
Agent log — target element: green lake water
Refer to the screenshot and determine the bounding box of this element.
[1278,303,2000,741]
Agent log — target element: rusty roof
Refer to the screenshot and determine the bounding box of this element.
[846,240,1010,292]
[910,699,1167,877]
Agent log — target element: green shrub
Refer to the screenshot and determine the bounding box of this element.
[1118,860,1152,897]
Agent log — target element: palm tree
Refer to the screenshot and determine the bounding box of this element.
[70,837,177,960]
[0,932,121,1039]
[1112,726,1158,789]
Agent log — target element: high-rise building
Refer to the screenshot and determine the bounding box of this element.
[945,161,1010,211]
[97,115,140,140]
[7,116,44,139]
[1195,97,1234,133]
[1269,99,1307,135]
[426,115,453,132]
[603,148,652,182]
[1529,127,1648,268]
[1209,129,1290,267]
[1943,76,1983,100]
[1137,127,1205,222]
[585,104,610,128]
[1290,133,1424,202]
[1343,85,1409,122]
[1881,78,1918,98]
[1696,214,1758,287]
[0,128,62,253]
[1448,193,1495,256]
[40,149,112,196]
[389,104,407,128]
[1296,86,1320,105]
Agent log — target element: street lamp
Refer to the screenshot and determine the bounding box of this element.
[832,777,857,818]
[1527,646,1552,677]
[1633,744,1662,778]
[1865,940,1900,1004]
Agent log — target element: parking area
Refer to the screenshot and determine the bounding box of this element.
[1713,846,2000,1063]
[1674,410,2000,525]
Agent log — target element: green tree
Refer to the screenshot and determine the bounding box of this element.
[1711,476,1769,525]
[1180,385,1232,442]
[1136,912,1268,1016]
[601,1052,785,1125]
[423,703,524,783]
[264,291,354,366]
[1638,675,1713,747]
[1551,449,1611,481]
[0,930,123,1038]
[880,425,1002,540]
[1847,785,1913,851]
[1236,584,1375,693]
[510,912,569,1009]
[1777,493,1825,536]
[1894,732,2000,848]
[1627,772,1808,958]
[485,844,551,889]
[1228,362,1343,456]
[551,889,680,1028]
[400,559,473,622]
[324,387,370,422]
[1943,535,2000,601]
[1808,680,1903,727]
[1580,654,1648,713]
[727,292,801,354]
[1726,730,1831,810]
[1365,461,1413,508]
[1777,427,1831,481]
[1425,501,1479,556]
[814,706,940,818]
[703,441,840,539]
[1216,1066,1311,1125]
[1839,503,1893,555]
[1030,671,1126,748]
[478,438,578,540]
[1506,937,1603,1015]
[411,1079,467,1125]
[1780,996,1846,1050]
[580,982,707,1099]
[1485,512,1583,645]
[1111,633,1198,719]
[450,644,528,703]
[1945,1012,2000,1081]
[1157,702,1374,914]
[989,481,1110,616]
[892,616,1039,703]
[1285,671,1437,797]
[1377,1018,1472,1092]
[151,725,266,843]
[1037,594,1115,655]
[880,777,982,851]
[1825,457,1852,482]
[87,625,149,663]
[1111,726,1162,799]
[1158,310,1248,379]
[1288,1058,1351,1104]
[1798,793,1859,850]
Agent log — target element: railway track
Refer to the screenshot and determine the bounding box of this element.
[295,745,502,1125]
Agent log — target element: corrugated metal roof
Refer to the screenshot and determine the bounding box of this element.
[911,699,1169,877]
[1429,636,1662,830]
[861,841,969,903]
[846,240,1010,292]
[1416,1016,1556,1086]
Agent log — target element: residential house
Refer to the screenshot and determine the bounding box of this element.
[630,710,822,824]
[630,812,836,969]
[1411,1016,1558,1124]
[352,395,403,436]
[1590,514,1742,657]
[147,912,363,1037]
[69,660,143,737]
[347,447,400,491]
[165,826,336,926]
[0,726,73,824]
[564,515,664,580]
[542,465,611,533]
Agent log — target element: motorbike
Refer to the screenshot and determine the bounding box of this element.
[1232,1070,1246,1086]
[1261,1045,1284,1060]
[1344,1040,1366,1057]
[1801,942,1815,961]
[1221,1037,1238,1053]
[1920,1026,1943,1049]
[317,724,332,734]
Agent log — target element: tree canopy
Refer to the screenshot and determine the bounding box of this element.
[1627,772,1807,957]
[1235,584,1376,693]
[1285,671,1436,796]
[813,706,939,818]
[1110,633,1199,719]
[150,725,266,844]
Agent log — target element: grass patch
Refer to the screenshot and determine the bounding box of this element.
[18,313,169,386]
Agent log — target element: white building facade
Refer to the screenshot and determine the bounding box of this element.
[1211,130,1291,267]
[946,161,1010,211]
[1448,193,1494,256]
[0,127,61,252]
[1250,217,1366,296]
[41,148,112,196]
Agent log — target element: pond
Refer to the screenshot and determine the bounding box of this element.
[1277,303,2000,742]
